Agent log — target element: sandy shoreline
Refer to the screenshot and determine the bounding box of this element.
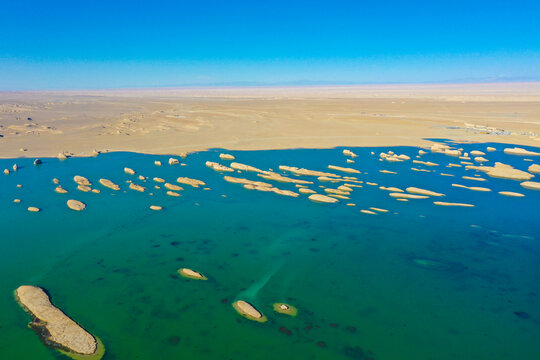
[1,83,539,158]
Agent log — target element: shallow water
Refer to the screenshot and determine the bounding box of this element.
[1,142,539,360]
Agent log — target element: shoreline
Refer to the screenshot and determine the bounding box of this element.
[1,83,539,158]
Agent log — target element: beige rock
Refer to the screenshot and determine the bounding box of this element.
[487,147,496,152]
[77,185,92,192]
[462,176,486,181]
[406,187,445,197]
[52,178,60,184]
[433,201,474,207]
[474,157,489,162]
[499,191,525,197]
[504,147,540,156]
[273,303,298,316]
[164,183,183,191]
[413,160,439,166]
[57,152,67,160]
[370,207,389,212]
[27,207,40,212]
[520,181,540,190]
[299,188,317,194]
[166,191,181,197]
[279,165,339,177]
[138,175,146,181]
[380,186,404,192]
[153,177,166,183]
[324,188,350,196]
[224,176,272,187]
[466,162,534,181]
[233,300,267,322]
[3,169,10,175]
[67,199,86,211]
[528,164,540,174]
[150,205,163,211]
[389,193,429,199]
[380,170,397,174]
[74,176,91,186]
[361,209,377,215]
[15,286,100,356]
[91,189,100,194]
[129,183,146,192]
[230,162,265,173]
[418,149,427,155]
[440,173,454,177]
[168,157,179,165]
[124,167,135,175]
[55,186,68,194]
[219,153,235,160]
[178,268,207,280]
[338,185,353,191]
[99,179,120,190]
[470,150,486,156]
[258,172,313,184]
[327,165,361,174]
[206,161,234,172]
[154,160,162,166]
[452,184,491,192]
[343,149,358,157]
[177,177,206,187]
[308,194,339,203]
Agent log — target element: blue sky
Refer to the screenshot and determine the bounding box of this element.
[1,0,539,89]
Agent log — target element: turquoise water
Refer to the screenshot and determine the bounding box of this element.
[1,142,539,359]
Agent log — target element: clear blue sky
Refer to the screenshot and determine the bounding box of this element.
[1,0,539,90]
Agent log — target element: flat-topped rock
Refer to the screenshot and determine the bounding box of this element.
[452,184,491,192]
[129,183,146,192]
[219,153,235,160]
[164,183,183,191]
[233,300,267,322]
[74,176,91,186]
[166,191,181,197]
[153,177,166,183]
[15,285,103,358]
[99,179,120,190]
[258,172,313,184]
[154,160,162,166]
[55,186,68,194]
[78,185,92,192]
[324,188,350,196]
[504,147,540,156]
[67,200,86,211]
[470,150,485,156]
[299,188,317,194]
[230,162,265,173]
[308,194,339,203]
[328,165,361,174]
[529,164,540,174]
[150,205,162,211]
[168,158,179,165]
[178,268,208,280]
[499,191,525,197]
[433,201,474,207]
[389,193,429,199]
[412,160,438,166]
[177,177,206,188]
[520,181,540,190]
[380,186,404,192]
[53,178,60,184]
[487,147,496,152]
[466,162,534,181]
[28,207,40,212]
[343,149,358,157]
[206,161,234,172]
[124,167,135,175]
[279,165,339,177]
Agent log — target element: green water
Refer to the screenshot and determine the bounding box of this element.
[1,143,539,359]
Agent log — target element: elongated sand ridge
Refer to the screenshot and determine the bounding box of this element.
[178,268,208,280]
[15,286,103,358]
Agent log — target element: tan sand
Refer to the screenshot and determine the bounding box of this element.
[67,199,86,211]
[528,164,540,174]
[380,170,397,174]
[55,186,68,194]
[230,162,265,173]
[166,191,180,197]
[149,205,162,211]
[433,201,474,207]
[15,285,102,357]
[153,177,166,183]
[325,188,350,196]
[462,176,486,181]
[380,186,404,192]
[466,162,534,181]
[258,172,313,184]
[487,147,497,152]
[299,188,316,194]
[413,160,439,166]
[77,185,91,192]
[343,149,358,157]
[124,167,135,175]
[27,206,40,212]
[14,199,21,203]
[361,209,377,215]
[370,207,389,212]
[280,165,339,178]
[74,175,91,186]
[233,301,267,322]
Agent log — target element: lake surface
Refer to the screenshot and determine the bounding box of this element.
[1,142,539,360]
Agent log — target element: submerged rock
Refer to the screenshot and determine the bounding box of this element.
[15,285,104,358]
[178,268,208,280]
[67,199,86,211]
[233,300,267,322]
